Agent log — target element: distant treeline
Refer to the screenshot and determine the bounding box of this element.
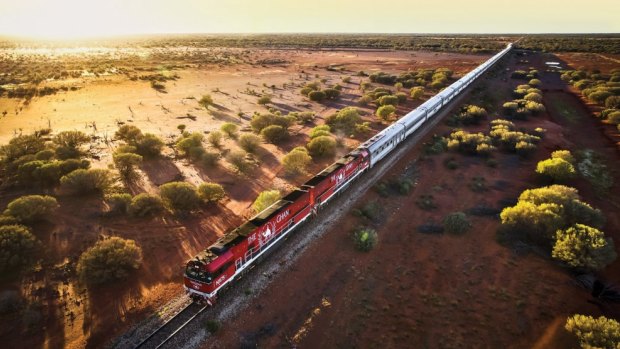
[515,34,620,54]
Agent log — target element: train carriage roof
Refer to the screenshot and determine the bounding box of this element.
[250,199,290,225]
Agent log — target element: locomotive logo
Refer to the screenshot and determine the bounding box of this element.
[260,221,277,244]
[336,169,346,186]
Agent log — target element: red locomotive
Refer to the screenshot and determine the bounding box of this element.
[184,149,369,303]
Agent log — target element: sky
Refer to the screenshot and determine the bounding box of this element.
[0,0,617,39]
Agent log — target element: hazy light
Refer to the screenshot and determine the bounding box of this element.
[0,0,617,39]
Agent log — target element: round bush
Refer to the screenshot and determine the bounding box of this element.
[227,149,251,173]
[565,314,620,349]
[252,190,280,213]
[60,169,113,194]
[307,136,337,157]
[198,182,226,203]
[4,195,58,222]
[159,182,200,211]
[77,237,143,285]
[260,125,287,144]
[536,158,576,182]
[207,131,223,148]
[376,105,396,121]
[0,225,40,272]
[113,152,142,179]
[135,133,164,157]
[443,212,471,234]
[410,87,424,100]
[552,224,616,270]
[379,95,399,106]
[220,123,238,138]
[353,227,378,252]
[106,193,132,214]
[238,133,262,153]
[128,193,165,217]
[308,90,326,102]
[282,149,312,175]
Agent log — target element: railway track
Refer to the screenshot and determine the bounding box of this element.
[133,302,207,349]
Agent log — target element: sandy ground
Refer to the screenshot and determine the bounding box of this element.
[0,47,489,349]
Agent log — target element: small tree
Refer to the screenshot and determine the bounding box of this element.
[198,183,226,203]
[176,132,204,156]
[159,182,200,212]
[410,86,424,100]
[552,224,616,270]
[77,237,142,285]
[443,212,471,234]
[376,105,396,121]
[4,195,58,222]
[238,133,262,153]
[565,314,620,349]
[282,148,312,175]
[220,123,238,139]
[60,169,113,194]
[199,94,214,109]
[253,190,280,213]
[536,158,576,182]
[128,193,164,217]
[0,225,40,272]
[325,107,362,134]
[353,227,378,252]
[307,136,337,157]
[113,152,142,180]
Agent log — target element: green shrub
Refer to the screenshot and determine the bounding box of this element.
[524,92,543,103]
[353,227,378,252]
[220,123,238,138]
[135,133,164,157]
[4,195,58,222]
[455,105,487,125]
[309,125,331,139]
[589,90,613,104]
[77,237,142,285]
[227,149,251,173]
[60,169,112,194]
[113,152,142,180]
[0,225,40,272]
[52,131,90,159]
[128,193,164,217]
[159,182,200,211]
[253,190,280,213]
[308,90,326,102]
[199,94,214,109]
[200,151,219,168]
[552,224,616,270]
[0,134,46,163]
[395,92,407,103]
[325,107,362,134]
[0,215,19,226]
[260,125,287,144]
[115,125,142,144]
[551,150,575,164]
[536,158,576,182]
[528,79,542,87]
[605,95,620,109]
[608,111,620,124]
[443,212,471,234]
[565,314,620,349]
[379,95,399,106]
[410,86,424,99]
[257,95,271,105]
[106,193,132,214]
[237,133,262,154]
[525,101,546,114]
[307,136,337,157]
[282,148,312,175]
[376,105,396,121]
[577,149,613,195]
[176,132,204,156]
[34,149,54,161]
[207,130,223,148]
[323,88,340,100]
[198,183,226,203]
[250,113,292,133]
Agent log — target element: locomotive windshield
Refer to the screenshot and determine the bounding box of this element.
[185,263,212,284]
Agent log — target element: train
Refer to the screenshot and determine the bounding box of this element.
[184,43,513,304]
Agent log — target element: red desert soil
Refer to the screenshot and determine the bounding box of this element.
[205,51,620,348]
[0,48,489,349]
